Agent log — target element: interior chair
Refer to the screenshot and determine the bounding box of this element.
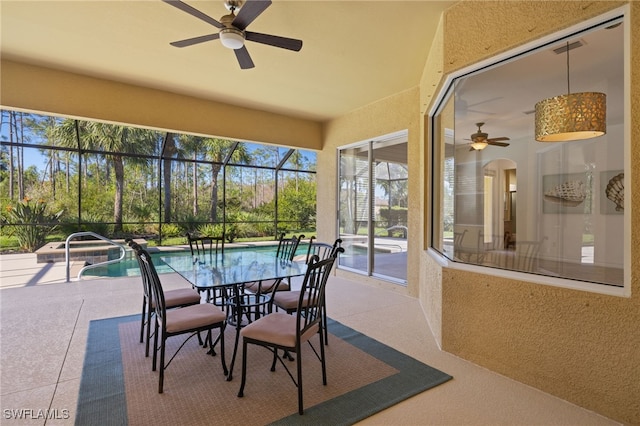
[270,238,343,343]
[504,239,543,273]
[243,233,305,295]
[237,252,339,415]
[453,229,467,260]
[126,239,202,357]
[476,231,504,265]
[138,248,228,393]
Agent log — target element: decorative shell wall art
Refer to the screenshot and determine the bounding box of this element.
[544,179,586,207]
[605,172,624,211]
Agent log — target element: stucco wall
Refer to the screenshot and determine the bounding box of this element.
[436,1,639,423]
[320,87,422,296]
[0,60,322,150]
[419,13,448,346]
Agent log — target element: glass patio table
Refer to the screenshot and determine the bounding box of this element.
[161,250,307,381]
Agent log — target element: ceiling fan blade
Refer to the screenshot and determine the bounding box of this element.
[245,31,303,51]
[162,0,223,29]
[234,46,255,69]
[487,137,510,142]
[170,33,219,48]
[232,0,272,30]
[487,141,510,147]
[467,109,496,115]
[468,96,503,108]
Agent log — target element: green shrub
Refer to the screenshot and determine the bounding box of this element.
[58,214,112,238]
[195,223,224,239]
[160,223,182,238]
[2,198,63,252]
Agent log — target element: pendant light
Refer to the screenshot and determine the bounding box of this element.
[534,41,606,142]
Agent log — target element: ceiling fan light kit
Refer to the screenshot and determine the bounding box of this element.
[470,141,489,150]
[219,28,245,49]
[467,122,510,151]
[163,0,303,69]
[535,41,606,142]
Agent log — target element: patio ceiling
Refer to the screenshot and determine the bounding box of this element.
[0,0,455,122]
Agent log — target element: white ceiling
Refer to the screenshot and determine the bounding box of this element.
[451,18,624,144]
[1,0,456,122]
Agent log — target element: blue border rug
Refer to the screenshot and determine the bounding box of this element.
[76,315,452,425]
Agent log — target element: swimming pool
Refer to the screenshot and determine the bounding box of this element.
[83,244,309,278]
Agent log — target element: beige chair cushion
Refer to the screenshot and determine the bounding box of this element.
[240,312,318,347]
[164,303,226,334]
[272,291,316,311]
[272,291,300,310]
[161,288,201,308]
[244,279,290,294]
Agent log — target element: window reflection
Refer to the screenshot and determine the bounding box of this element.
[433,19,625,287]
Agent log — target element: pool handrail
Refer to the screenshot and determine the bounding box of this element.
[65,232,127,282]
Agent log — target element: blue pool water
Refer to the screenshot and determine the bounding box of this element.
[83,244,309,278]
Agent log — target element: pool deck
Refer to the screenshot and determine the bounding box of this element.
[0,241,291,289]
[0,250,617,425]
[1,245,175,289]
[0,252,78,289]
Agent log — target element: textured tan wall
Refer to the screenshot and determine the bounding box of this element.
[438,1,639,423]
[442,1,627,74]
[320,87,422,296]
[0,60,322,150]
[419,14,447,344]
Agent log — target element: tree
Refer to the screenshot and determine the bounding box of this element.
[278,177,316,230]
[201,138,249,223]
[287,149,304,191]
[162,133,181,223]
[0,111,25,200]
[178,134,204,218]
[26,115,63,201]
[51,120,157,233]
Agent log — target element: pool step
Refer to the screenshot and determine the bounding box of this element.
[35,239,147,264]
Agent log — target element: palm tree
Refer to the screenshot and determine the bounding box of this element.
[1,110,25,200]
[178,134,204,218]
[201,138,249,223]
[27,115,63,200]
[52,120,157,233]
[162,133,181,223]
[288,149,304,191]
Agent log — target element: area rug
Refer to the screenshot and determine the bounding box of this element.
[76,314,452,425]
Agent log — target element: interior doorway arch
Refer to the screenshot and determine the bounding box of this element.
[483,158,517,250]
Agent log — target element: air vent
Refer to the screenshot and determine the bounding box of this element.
[444,128,454,139]
[553,40,584,54]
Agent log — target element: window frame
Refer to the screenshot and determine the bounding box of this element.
[427,6,631,298]
[336,130,409,285]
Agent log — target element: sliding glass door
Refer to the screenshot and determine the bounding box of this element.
[338,132,408,284]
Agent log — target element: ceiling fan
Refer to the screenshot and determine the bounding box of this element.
[467,122,510,151]
[162,0,303,69]
[455,94,501,116]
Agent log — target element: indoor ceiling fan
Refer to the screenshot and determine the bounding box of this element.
[162,0,303,69]
[467,122,510,151]
[455,94,501,116]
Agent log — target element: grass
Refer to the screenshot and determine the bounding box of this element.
[0,235,19,251]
